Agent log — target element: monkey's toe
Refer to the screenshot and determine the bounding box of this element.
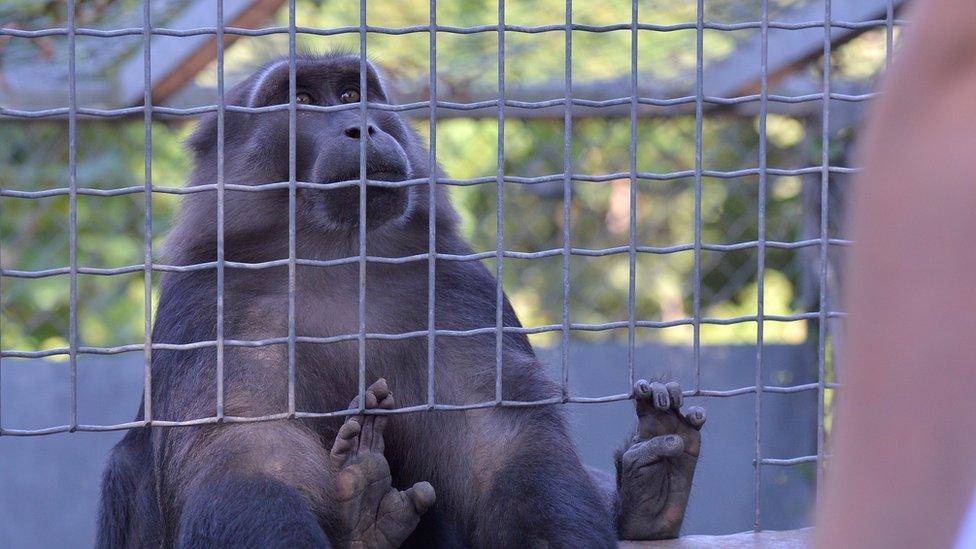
[348,378,395,411]
[665,382,683,409]
[634,379,675,417]
[683,406,706,430]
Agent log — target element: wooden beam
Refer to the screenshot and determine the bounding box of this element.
[117,0,286,106]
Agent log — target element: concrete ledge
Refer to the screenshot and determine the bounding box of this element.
[620,528,813,548]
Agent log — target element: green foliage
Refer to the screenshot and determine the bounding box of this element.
[0,0,892,352]
[0,121,189,352]
[0,112,818,351]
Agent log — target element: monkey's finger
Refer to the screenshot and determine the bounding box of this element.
[683,406,707,430]
[377,388,395,410]
[404,481,436,516]
[357,414,377,455]
[346,392,375,412]
[665,382,683,410]
[648,382,671,411]
[337,418,362,441]
[369,391,395,454]
[367,378,391,403]
[358,386,394,453]
[633,379,657,418]
[330,419,361,464]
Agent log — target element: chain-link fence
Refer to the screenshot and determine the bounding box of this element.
[0,0,903,533]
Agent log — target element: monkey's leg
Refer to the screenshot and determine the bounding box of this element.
[330,378,436,549]
[174,421,335,548]
[97,428,161,548]
[467,406,618,548]
[613,380,706,540]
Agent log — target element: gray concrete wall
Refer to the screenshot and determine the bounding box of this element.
[0,343,817,547]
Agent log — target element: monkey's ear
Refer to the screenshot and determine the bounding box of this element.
[240,60,287,108]
[185,65,273,157]
[365,60,392,103]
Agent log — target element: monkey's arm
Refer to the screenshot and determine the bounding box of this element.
[590,380,706,540]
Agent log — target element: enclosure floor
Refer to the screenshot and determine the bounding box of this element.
[620,528,813,548]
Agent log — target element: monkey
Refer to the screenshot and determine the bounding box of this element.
[95,52,705,548]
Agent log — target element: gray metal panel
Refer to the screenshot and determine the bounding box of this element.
[704,0,905,97]
[0,344,816,545]
[116,0,267,106]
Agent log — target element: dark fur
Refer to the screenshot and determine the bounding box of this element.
[97,53,614,548]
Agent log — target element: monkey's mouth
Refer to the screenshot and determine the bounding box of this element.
[320,168,410,230]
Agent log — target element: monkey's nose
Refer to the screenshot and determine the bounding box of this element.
[343,124,377,139]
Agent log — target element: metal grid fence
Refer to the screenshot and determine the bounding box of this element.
[0,0,902,531]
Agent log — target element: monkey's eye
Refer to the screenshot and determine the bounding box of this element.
[296,92,313,104]
[339,89,361,104]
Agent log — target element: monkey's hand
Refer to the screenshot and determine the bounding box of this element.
[616,380,705,540]
[330,379,436,549]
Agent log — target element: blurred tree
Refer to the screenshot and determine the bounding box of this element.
[0,0,891,352]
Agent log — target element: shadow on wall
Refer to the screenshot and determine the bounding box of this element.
[0,344,816,546]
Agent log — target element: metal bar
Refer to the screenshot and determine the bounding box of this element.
[0,167,867,200]
[817,0,834,503]
[426,0,438,409]
[0,122,3,435]
[494,0,506,404]
[0,92,884,121]
[287,0,298,416]
[886,0,895,70]
[754,0,770,531]
[215,0,226,420]
[357,0,369,412]
[67,0,79,432]
[626,0,638,392]
[0,238,852,282]
[692,0,704,394]
[141,0,154,426]
[0,19,909,40]
[761,455,822,466]
[0,381,842,436]
[560,0,573,401]
[0,310,850,359]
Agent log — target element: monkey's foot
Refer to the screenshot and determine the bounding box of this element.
[330,379,436,549]
[616,380,706,540]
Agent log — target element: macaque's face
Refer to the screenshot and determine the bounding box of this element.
[202,55,418,232]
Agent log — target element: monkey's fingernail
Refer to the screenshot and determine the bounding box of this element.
[686,406,707,428]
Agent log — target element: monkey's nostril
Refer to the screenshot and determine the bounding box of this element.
[343,124,378,139]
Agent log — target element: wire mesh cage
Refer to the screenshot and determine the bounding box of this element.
[0,0,904,538]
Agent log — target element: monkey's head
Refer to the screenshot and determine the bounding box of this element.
[183,53,433,244]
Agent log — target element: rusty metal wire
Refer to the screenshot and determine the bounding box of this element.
[0,0,901,531]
